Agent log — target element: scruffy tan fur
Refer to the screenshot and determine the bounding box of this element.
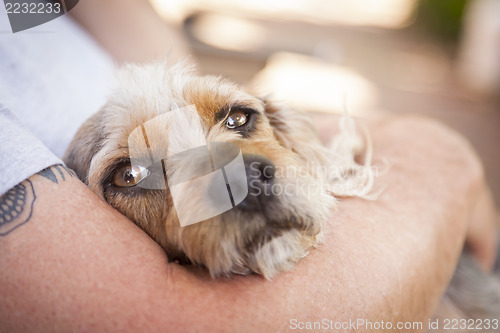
[63,62,372,278]
[64,62,500,323]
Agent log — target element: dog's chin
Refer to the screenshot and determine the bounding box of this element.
[172,214,321,279]
[169,185,334,278]
[238,218,322,279]
[204,202,328,279]
[243,228,318,279]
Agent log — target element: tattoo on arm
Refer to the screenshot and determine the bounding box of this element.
[38,164,75,184]
[0,164,74,236]
[0,180,35,236]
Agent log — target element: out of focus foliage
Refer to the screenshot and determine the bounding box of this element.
[412,0,468,45]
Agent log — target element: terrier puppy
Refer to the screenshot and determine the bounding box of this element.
[64,62,500,322]
[63,62,373,278]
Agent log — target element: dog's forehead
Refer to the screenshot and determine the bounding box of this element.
[183,77,263,124]
[107,63,263,129]
[106,64,264,136]
[101,63,264,160]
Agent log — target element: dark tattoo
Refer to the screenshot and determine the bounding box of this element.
[39,167,58,184]
[0,180,36,236]
[0,164,74,236]
[39,164,73,184]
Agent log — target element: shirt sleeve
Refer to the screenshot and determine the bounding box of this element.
[0,105,61,196]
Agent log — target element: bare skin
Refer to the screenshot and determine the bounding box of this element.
[0,115,496,332]
[1,1,497,331]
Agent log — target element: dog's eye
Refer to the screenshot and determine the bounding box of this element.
[226,111,248,129]
[113,165,149,187]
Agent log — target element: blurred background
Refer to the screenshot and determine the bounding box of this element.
[149,0,500,205]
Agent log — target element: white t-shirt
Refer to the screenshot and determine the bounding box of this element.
[0,11,114,195]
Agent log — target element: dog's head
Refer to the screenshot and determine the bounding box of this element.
[64,62,335,278]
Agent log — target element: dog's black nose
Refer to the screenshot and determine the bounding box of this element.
[244,154,275,185]
[237,154,275,211]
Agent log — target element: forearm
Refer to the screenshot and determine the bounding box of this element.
[0,116,489,332]
[0,166,173,331]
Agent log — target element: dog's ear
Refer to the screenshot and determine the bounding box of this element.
[63,112,105,184]
[263,99,379,199]
[262,99,327,163]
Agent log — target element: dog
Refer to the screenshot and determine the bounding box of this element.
[64,62,500,324]
[63,61,374,279]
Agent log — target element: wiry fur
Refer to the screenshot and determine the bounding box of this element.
[63,62,372,278]
[64,62,500,320]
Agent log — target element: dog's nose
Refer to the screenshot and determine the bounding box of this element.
[244,154,275,186]
[236,154,275,211]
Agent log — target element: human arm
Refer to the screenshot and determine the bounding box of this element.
[0,116,493,332]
